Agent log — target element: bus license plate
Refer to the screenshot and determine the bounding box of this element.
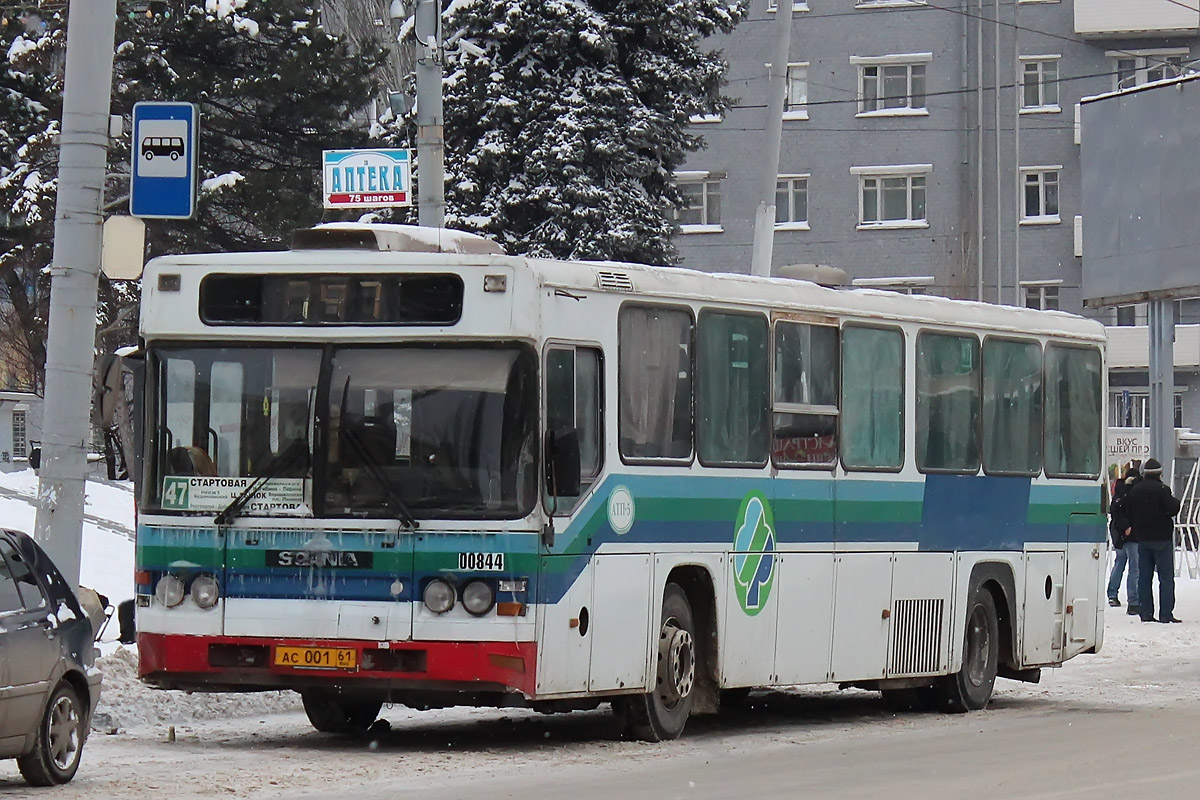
[274,646,358,670]
[458,552,504,571]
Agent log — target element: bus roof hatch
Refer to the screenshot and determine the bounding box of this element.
[291,223,505,256]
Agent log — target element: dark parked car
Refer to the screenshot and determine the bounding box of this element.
[0,529,102,785]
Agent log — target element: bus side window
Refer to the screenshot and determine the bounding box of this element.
[841,325,904,471]
[618,306,693,461]
[1045,344,1102,478]
[982,338,1042,476]
[772,321,838,468]
[917,331,981,473]
[545,345,603,513]
[697,311,769,467]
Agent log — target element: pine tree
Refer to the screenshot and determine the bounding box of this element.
[112,0,389,254]
[1,2,390,389]
[0,18,63,391]
[388,0,744,264]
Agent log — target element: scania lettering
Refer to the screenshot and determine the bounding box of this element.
[130,223,1107,741]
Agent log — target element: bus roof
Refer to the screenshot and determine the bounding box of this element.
[144,228,1104,343]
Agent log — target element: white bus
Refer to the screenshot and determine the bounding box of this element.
[132,223,1107,740]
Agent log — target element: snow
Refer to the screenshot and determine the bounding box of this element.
[0,469,133,606]
[6,35,37,62]
[200,171,245,193]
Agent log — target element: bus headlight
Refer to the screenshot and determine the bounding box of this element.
[155,574,185,608]
[191,575,220,609]
[462,580,495,616]
[423,579,456,614]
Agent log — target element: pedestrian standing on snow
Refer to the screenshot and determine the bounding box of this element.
[1107,465,1141,615]
[1126,457,1183,623]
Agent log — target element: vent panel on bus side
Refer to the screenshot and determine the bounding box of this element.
[888,598,946,676]
[596,271,635,292]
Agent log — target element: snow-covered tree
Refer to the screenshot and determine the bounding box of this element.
[0,1,390,389]
[112,0,389,254]
[0,19,62,391]
[387,0,744,264]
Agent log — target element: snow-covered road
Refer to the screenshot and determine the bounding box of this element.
[4,469,1200,798]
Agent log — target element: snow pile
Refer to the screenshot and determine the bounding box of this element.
[0,469,134,605]
[92,646,300,732]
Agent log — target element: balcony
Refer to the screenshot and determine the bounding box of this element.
[1075,0,1200,38]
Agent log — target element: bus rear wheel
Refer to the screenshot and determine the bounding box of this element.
[620,583,696,741]
[300,690,381,734]
[931,586,999,713]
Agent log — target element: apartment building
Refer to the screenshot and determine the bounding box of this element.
[673,0,1200,321]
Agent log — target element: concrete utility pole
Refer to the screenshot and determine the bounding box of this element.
[33,0,118,588]
[414,0,445,228]
[1148,299,1176,485]
[749,0,795,278]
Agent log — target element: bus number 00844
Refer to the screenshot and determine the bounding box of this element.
[458,552,504,571]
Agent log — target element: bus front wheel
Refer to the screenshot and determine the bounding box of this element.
[933,586,999,713]
[620,582,696,741]
[300,690,381,734]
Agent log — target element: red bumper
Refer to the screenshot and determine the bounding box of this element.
[138,633,537,697]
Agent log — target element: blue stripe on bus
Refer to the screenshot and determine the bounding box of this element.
[137,473,1103,605]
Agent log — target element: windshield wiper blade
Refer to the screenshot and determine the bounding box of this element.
[214,440,310,527]
[340,425,420,530]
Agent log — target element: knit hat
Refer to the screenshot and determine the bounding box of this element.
[1144,458,1163,475]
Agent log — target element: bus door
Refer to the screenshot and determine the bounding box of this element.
[829,324,907,683]
[1062,511,1105,658]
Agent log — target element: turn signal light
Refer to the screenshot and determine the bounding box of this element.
[496,602,526,617]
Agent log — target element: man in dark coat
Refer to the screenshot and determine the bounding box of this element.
[1125,458,1183,623]
[1108,465,1141,614]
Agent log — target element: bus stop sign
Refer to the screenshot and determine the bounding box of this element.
[130,101,199,219]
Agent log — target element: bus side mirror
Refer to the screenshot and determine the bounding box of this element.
[545,428,581,498]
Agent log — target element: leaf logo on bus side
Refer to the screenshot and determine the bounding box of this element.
[732,491,776,616]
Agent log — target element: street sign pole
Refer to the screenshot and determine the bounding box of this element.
[34,0,119,589]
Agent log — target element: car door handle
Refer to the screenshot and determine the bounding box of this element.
[38,617,57,638]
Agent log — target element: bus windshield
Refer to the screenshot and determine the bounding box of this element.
[146,344,538,520]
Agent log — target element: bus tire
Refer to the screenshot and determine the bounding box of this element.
[933,586,999,713]
[621,583,696,741]
[300,690,381,734]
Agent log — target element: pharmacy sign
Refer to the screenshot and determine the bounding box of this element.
[322,148,411,209]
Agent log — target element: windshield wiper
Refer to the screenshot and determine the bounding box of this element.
[340,424,420,530]
[337,375,419,530]
[215,440,310,527]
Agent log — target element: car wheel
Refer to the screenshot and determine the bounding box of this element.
[17,682,87,786]
[170,151,179,161]
[300,690,381,734]
[144,150,153,160]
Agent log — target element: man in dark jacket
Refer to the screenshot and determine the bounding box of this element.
[1125,458,1183,623]
[1108,466,1141,614]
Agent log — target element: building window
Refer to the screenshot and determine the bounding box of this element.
[852,54,930,115]
[1116,305,1137,326]
[785,63,808,118]
[1111,51,1188,90]
[767,1,810,12]
[1022,281,1061,311]
[1021,168,1060,223]
[851,276,934,294]
[1021,57,1060,111]
[852,165,930,228]
[673,173,723,230]
[775,175,809,228]
[11,410,26,459]
[1110,391,1183,429]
